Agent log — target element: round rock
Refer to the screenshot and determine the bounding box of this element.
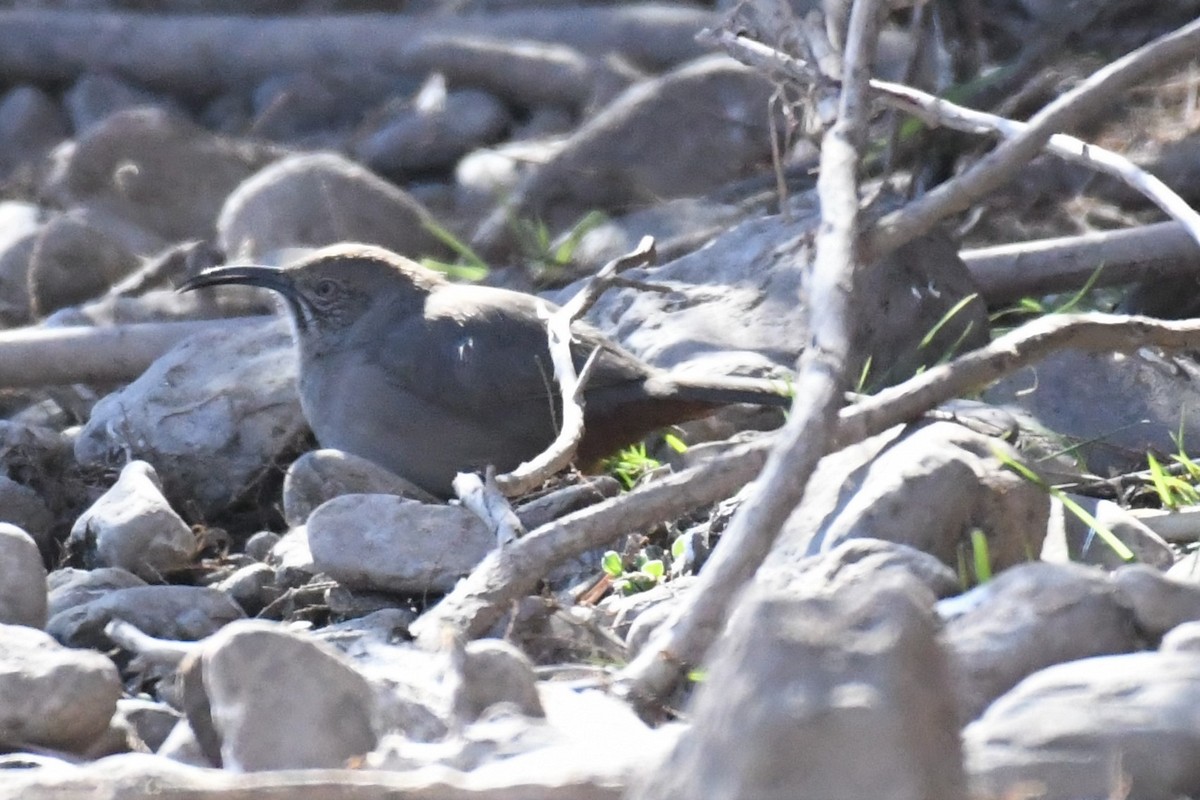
[283,448,438,527]
[0,623,120,752]
[67,460,196,581]
[0,523,47,628]
[307,494,494,594]
[216,151,450,261]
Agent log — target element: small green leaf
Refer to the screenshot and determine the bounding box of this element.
[671,534,688,560]
[601,550,624,577]
[855,356,873,394]
[662,433,689,453]
[642,559,664,579]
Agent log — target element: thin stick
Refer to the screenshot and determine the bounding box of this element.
[414,311,1200,646]
[621,0,886,703]
[865,16,1200,261]
[492,237,656,496]
[710,25,1200,250]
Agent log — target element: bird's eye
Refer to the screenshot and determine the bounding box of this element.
[313,279,339,300]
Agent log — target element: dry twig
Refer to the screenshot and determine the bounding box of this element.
[620,0,887,702]
[961,221,1200,304]
[491,237,656,497]
[453,469,525,547]
[711,26,1200,248]
[414,310,1200,647]
[864,15,1200,261]
[0,317,269,388]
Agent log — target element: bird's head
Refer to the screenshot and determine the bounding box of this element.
[179,243,445,346]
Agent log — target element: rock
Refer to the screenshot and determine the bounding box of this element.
[187,620,377,770]
[353,87,511,177]
[576,210,987,384]
[243,530,281,562]
[763,538,963,602]
[42,107,280,242]
[46,566,146,620]
[46,566,146,618]
[282,448,438,527]
[474,56,779,248]
[370,682,658,787]
[1161,620,1200,652]
[64,73,176,133]
[0,86,69,179]
[632,573,965,800]
[308,494,495,594]
[569,196,748,269]
[67,461,196,581]
[115,697,182,753]
[454,136,566,222]
[267,527,316,587]
[26,210,142,316]
[0,623,120,752]
[47,585,244,649]
[156,721,213,766]
[985,348,1200,476]
[450,639,544,724]
[250,69,408,146]
[782,422,1047,576]
[1043,494,1174,569]
[939,561,1142,723]
[0,201,45,324]
[214,563,276,617]
[0,476,55,555]
[964,651,1200,800]
[1111,564,1200,641]
[216,151,450,262]
[402,34,636,112]
[1168,548,1200,583]
[0,524,47,628]
[74,318,306,516]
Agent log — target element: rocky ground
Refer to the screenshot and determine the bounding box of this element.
[2,0,1200,798]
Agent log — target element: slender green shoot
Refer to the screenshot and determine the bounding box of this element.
[919,293,979,349]
[970,529,993,583]
[420,218,491,282]
[995,446,1135,562]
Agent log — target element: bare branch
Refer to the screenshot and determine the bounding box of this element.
[961,221,1200,304]
[0,317,269,388]
[711,26,1200,250]
[865,16,1200,260]
[453,469,525,547]
[414,310,1200,646]
[621,0,886,703]
[493,237,656,497]
[836,312,1200,447]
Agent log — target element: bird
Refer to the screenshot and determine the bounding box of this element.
[179,243,791,497]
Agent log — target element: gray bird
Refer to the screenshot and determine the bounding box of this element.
[180,243,790,496]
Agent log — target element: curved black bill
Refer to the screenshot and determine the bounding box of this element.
[177,265,295,297]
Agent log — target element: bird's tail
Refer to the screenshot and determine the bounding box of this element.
[659,373,794,408]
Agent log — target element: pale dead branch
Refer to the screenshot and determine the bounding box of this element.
[865,15,1200,261]
[621,0,887,703]
[711,27,1200,248]
[0,317,268,388]
[491,237,656,497]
